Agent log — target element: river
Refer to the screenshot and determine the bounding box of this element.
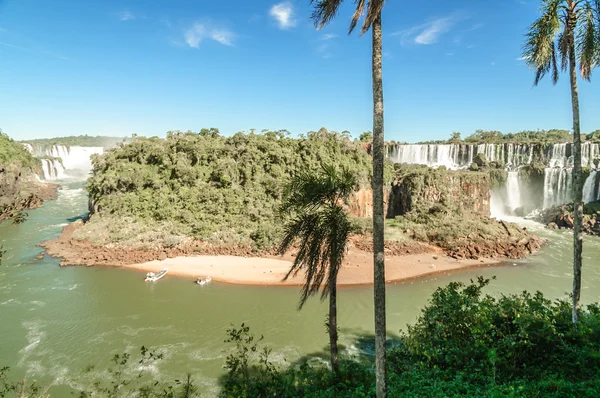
[1,182,600,395]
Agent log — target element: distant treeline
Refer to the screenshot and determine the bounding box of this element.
[20,134,128,148]
[0,133,40,170]
[407,129,600,145]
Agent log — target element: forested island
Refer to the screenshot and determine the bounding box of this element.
[36,128,542,277]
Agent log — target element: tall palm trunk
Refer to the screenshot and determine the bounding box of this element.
[328,268,339,373]
[371,12,387,398]
[568,26,584,325]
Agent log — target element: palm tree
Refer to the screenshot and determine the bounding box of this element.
[523,0,600,324]
[278,164,358,374]
[310,1,388,395]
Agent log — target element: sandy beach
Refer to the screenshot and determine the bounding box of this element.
[125,250,500,286]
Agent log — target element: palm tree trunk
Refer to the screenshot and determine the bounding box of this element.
[568,31,583,325]
[371,11,387,398]
[328,269,339,374]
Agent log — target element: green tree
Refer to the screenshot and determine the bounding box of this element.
[278,165,357,374]
[523,0,600,324]
[359,131,373,142]
[449,132,462,143]
[309,1,388,395]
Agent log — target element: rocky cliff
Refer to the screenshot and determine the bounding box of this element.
[348,165,492,219]
[387,165,491,218]
[0,166,56,221]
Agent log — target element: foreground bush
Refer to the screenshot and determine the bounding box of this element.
[220,278,600,397]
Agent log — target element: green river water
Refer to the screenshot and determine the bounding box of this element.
[1,182,600,395]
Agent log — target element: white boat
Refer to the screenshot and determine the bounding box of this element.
[196,276,212,285]
[145,268,168,282]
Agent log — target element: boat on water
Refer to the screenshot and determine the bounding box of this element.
[196,276,212,286]
[145,268,168,282]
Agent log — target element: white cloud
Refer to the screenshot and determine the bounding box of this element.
[118,11,135,21]
[269,2,296,29]
[320,33,337,40]
[393,14,463,45]
[210,29,234,46]
[184,22,235,48]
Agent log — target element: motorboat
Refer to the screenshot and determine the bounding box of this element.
[196,276,212,286]
[145,268,168,282]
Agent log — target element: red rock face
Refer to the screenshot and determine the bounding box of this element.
[347,171,491,219]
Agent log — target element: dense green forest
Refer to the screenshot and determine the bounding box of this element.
[0,133,40,170]
[83,129,379,250]
[20,134,127,148]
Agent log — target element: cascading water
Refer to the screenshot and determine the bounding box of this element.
[40,159,65,180]
[22,144,103,181]
[583,171,600,203]
[386,141,600,217]
[506,171,522,211]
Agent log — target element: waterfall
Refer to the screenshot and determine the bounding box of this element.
[543,168,573,208]
[23,144,104,181]
[39,159,65,181]
[386,141,600,216]
[583,171,600,203]
[506,171,521,211]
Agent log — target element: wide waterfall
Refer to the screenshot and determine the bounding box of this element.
[23,144,104,181]
[387,141,600,216]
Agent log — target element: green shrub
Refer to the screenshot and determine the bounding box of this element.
[0,133,40,170]
[218,279,600,397]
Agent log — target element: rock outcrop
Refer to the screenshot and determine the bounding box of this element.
[0,167,57,221]
[536,202,600,236]
[386,165,491,218]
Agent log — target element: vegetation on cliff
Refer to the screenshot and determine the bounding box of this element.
[0,132,40,170]
[81,130,377,250]
[0,133,55,221]
[20,135,127,148]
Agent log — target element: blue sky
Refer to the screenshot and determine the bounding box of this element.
[1,0,599,142]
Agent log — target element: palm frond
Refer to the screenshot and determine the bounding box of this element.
[523,0,562,85]
[361,0,385,35]
[349,0,366,34]
[310,0,344,29]
[558,30,570,71]
[278,164,356,309]
[280,164,358,215]
[577,1,599,79]
[279,207,351,309]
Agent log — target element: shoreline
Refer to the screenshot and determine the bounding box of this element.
[73,251,502,287]
[41,220,542,287]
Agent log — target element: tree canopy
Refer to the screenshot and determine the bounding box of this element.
[86,129,376,250]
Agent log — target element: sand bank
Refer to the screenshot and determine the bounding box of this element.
[125,250,500,286]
